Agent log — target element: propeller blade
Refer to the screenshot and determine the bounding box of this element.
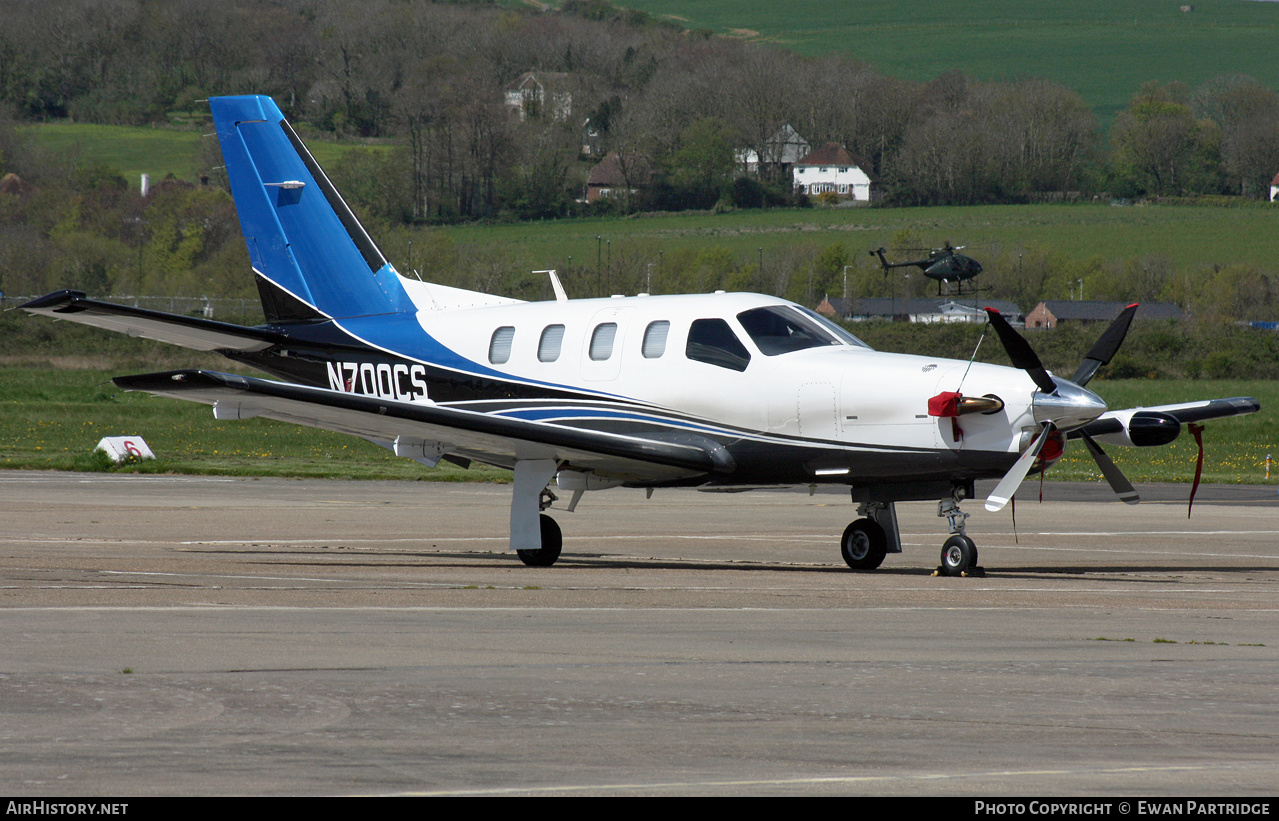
[1071,303,1139,387]
[985,308,1056,394]
[1079,431,1140,505]
[986,424,1052,512]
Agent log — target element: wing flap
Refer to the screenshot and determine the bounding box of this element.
[113,370,717,482]
[21,291,281,353]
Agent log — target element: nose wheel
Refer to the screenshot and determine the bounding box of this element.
[936,498,983,577]
[940,534,978,576]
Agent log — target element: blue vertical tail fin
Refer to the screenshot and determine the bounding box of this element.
[210,95,411,322]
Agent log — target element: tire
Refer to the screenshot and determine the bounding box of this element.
[841,518,887,570]
[517,514,563,567]
[939,534,977,576]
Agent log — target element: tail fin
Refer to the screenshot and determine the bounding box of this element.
[210,96,410,322]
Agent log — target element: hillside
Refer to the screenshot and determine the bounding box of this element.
[607,0,1279,127]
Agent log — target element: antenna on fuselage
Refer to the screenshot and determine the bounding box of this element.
[536,270,568,303]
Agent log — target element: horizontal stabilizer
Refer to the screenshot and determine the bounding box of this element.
[21,290,281,352]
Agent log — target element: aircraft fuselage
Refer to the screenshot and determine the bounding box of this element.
[229,288,1063,498]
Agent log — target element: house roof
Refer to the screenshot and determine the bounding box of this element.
[0,173,32,196]
[796,143,863,167]
[794,143,878,181]
[822,296,1021,319]
[506,71,571,92]
[587,152,653,187]
[1035,300,1183,321]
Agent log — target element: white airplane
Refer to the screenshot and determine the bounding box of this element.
[23,95,1260,575]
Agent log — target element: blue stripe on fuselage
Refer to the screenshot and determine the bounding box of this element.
[490,406,738,437]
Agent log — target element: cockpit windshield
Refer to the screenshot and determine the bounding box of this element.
[795,306,871,350]
[736,305,870,355]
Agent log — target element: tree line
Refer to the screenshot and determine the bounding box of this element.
[4,0,1279,215]
[5,0,1279,332]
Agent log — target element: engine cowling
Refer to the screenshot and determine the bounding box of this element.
[1082,410,1181,448]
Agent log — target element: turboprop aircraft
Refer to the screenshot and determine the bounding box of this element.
[22,95,1261,576]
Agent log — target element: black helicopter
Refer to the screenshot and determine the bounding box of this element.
[871,242,984,295]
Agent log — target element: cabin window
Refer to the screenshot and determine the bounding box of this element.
[538,324,565,362]
[686,318,751,372]
[488,326,515,364]
[641,320,669,358]
[589,322,617,361]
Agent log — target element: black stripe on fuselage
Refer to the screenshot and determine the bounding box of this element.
[213,318,1020,487]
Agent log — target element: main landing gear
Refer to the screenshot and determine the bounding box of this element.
[517,513,562,567]
[510,459,565,567]
[838,496,984,576]
[841,518,888,570]
[840,501,898,571]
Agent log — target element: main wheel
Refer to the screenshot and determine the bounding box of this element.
[939,534,977,576]
[517,514,563,567]
[841,518,887,570]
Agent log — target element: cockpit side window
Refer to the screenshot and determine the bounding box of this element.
[686,318,751,372]
[737,305,869,355]
[796,306,871,349]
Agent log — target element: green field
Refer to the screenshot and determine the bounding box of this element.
[0,367,506,482]
[609,0,1279,126]
[0,365,1269,486]
[21,123,388,185]
[421,202,1279,290]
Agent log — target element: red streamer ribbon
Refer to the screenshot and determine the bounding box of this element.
[1188,423,1205,518]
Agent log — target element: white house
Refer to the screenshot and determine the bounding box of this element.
[792,143,875,201]
[504,71,572,122]
[737,124,810,176]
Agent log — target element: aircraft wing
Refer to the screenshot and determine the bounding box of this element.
[113,370,725,483]
[1073,397,1260,443]
[21,290,282,353]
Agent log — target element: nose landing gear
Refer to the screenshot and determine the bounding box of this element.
[936,498,982,577]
